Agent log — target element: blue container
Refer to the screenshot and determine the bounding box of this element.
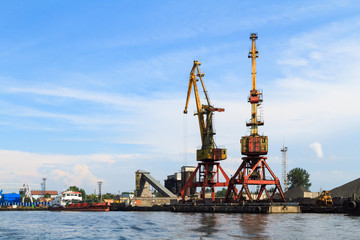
[1,193,21,203]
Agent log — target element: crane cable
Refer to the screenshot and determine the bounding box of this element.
[183,113,188,165]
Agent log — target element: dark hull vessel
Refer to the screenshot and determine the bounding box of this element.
[49,202,110,212]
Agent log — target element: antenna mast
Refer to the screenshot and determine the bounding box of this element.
[281,145,288,192]
[41,178,47,199]
[98,181,103,202]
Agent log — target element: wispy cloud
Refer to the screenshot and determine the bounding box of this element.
[0,101,131,128]
[6,86,142,107]
[264,16,360,143]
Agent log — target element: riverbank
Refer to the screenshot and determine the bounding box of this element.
[0,206,48,211]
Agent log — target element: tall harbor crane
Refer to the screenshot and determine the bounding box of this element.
[183,60,226,161]
[181,60,235,202]
[225,33,285,202]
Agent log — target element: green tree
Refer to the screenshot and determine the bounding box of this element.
[287,168,311,190]
[86,194,98,202]
[68,186,79,191]
[44,193,51,198]
[215,188,234,198]
[205,188,212,193]
[102,193,115,199]
[215,188,227,197]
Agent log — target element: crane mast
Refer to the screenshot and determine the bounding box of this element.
[224,33,285,202]
[241,33,267,156]
[248,33,263,136]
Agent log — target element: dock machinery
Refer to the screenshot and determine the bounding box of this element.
[181,60,236,203]
[225,34,285,202]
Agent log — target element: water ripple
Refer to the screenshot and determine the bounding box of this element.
[0,211,359,239]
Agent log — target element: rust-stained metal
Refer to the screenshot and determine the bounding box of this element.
[225,33,285,202]
[181,61,235,203]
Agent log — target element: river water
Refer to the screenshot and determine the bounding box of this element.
[0,211,359,239]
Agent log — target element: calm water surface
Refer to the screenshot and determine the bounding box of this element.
[0,211,359,239]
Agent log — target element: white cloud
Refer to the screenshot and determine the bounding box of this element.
[310,142,324,158]
[263,17,360,145]
[0,150,139,192]
[51,164,99,188]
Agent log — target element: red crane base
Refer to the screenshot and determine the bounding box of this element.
[225,156,285,202]
[181,162,237,203]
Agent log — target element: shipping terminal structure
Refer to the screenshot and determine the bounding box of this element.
[162,34,286,204]
[3,33,350,214]
[127,34,296,213]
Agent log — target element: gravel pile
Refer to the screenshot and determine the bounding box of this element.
[284,186,310,200]
[330,178,360,198]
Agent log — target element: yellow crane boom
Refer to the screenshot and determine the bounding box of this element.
[184,60,226,161]
[184,61,208,143]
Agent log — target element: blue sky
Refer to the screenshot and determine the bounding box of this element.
[0,0,359,194]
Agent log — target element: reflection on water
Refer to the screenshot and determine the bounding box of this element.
[239,214,269,239]
[183,212,272,239]
[0,211,360,239]
[193,213,218,238]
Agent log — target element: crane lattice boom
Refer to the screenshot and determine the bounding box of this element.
[184,60,226,162]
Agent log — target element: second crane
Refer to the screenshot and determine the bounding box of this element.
[181,60,235,203]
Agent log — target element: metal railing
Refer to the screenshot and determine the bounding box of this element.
[0,202,50,207]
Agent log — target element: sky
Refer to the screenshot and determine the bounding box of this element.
[0,0,359,194]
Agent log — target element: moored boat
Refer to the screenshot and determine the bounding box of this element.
[49,191,109,212]
[50,202,110,212]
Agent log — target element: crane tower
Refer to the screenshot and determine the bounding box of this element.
[225,33,285,202]
[181,61,236,203]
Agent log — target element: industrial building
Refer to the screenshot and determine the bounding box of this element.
[135,167,198,198]
[164,172,181,195]
[134,170,176,198]
[31,190,59,199]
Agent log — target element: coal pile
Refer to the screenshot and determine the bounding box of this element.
[284,186,310,201]
[331,178,360,198]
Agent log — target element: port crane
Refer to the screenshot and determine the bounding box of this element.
[183,60,225,159]
[181,60,235,203]
[225,33,285,202]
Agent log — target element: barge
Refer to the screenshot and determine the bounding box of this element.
[49,202,110,212]
[49,190,110,212]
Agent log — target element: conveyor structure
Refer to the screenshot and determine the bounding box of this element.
[135,170,176,198]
